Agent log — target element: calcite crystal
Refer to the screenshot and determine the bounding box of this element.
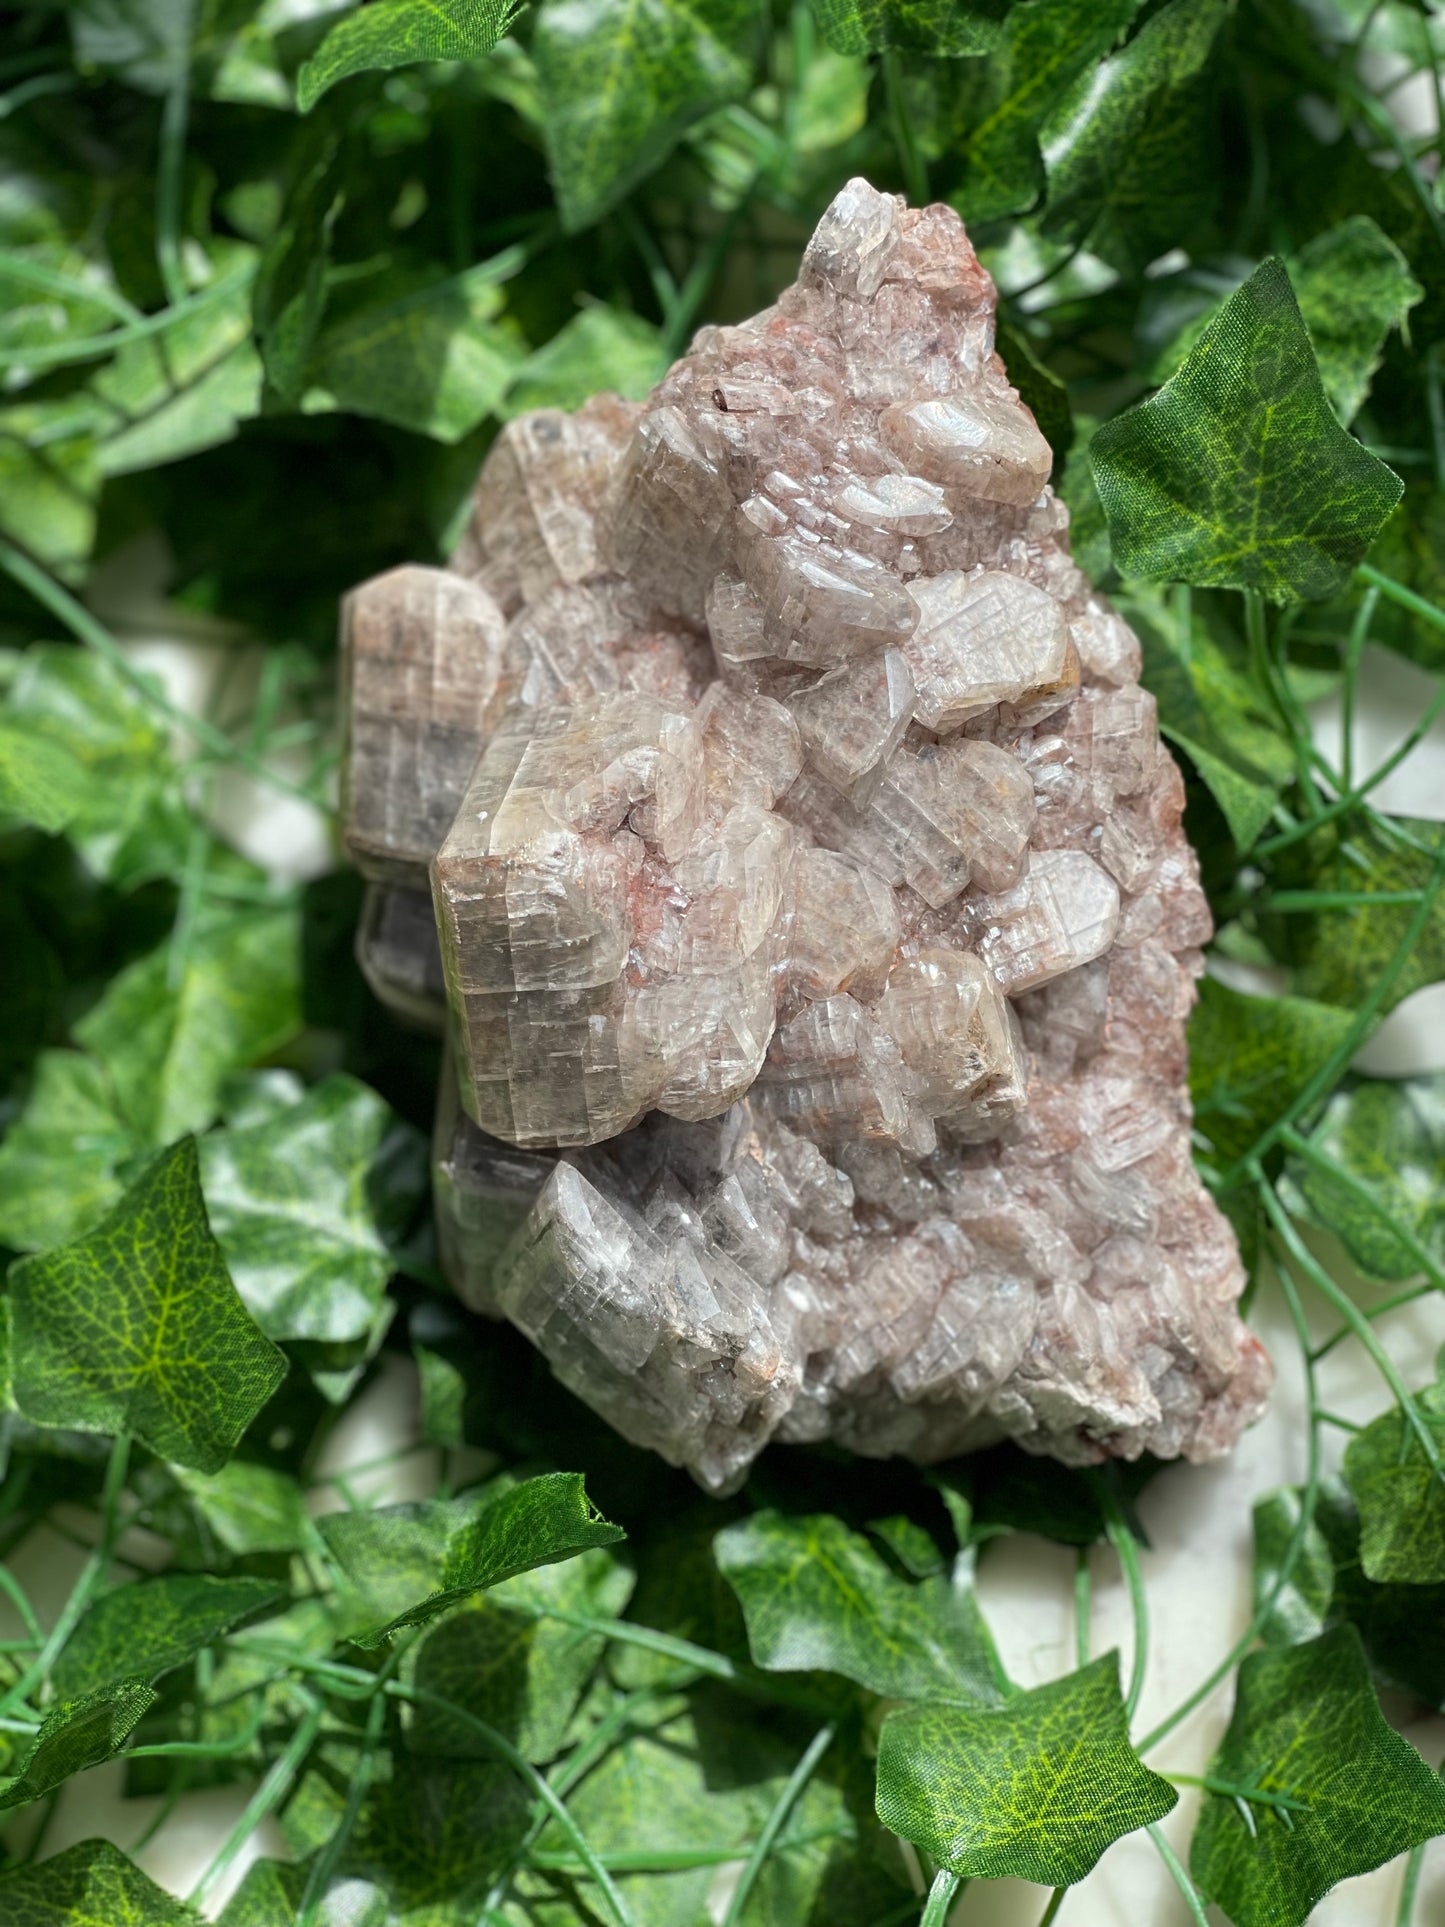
[342,180,1270,1494]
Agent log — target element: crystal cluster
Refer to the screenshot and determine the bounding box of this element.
[343,180,1270,1494]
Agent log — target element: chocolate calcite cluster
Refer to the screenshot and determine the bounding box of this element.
[342,180,1270,1494]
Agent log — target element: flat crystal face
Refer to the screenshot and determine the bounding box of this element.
[341,178,1271,1493]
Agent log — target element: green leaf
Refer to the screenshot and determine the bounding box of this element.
[0,1839,194,1924]
[0,1680,158,1809]
[1342,1359,1445,1584]
[1291,217,1423,424]
[1187,977,1355,1170]
[53,1574,286,1699]
[0,723,93,835]
[994,314,1072,463]
[949,0,1144,226]
[75,905,303,1150]
[0,398,102,584]
[0,1052,132,1252]
[810,0,1009,57]
[198,1073,427,1345]
[219,1858,386,1927]
[502,306,667,418]
[317,1470,625,1644]
[4,646,190,888]
[1251,1486,1334,1648]
[1286,1075,1445,1281]
[298,0,522,111]
[1190,1625,1445,1926]
[1091,259,1405,601]
[7,1138,288,1472]
[1254,1480,1445,1710]
[302,264,526,442]
[533,0,756,231]
[1268,816,1445,1017]
[172,1458,315,1557]
[404,1544,633,1764]
[1040,0,1225,272]
[347,1760,532,1917]
[1133,594,1296,849]
[91,259,264,476]
[714,1509,1003,1703]
[875,1652,1176,1882]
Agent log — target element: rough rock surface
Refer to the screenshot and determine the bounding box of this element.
[342,180,1271,1494]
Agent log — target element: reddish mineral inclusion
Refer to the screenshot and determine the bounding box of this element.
[341,179,1271,1494]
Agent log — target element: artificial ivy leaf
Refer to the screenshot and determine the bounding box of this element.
[949,0,1143,225]
[1187,977,1355,1170]
[875,1652,1176,1882]
[531,1688,908,1927]
[198,1073,427,1345]
[318,1471,625,1644]
[298,0,521,111]
[172,1458,314,1557]
[54,1573,286,1699]
[1190,1625,1445,1926]
[1291,217,1422,424]
[302,264,525,442]
[1091,259,1405,601]
[810,0,1009,57]
[0,723,92,835]
[502,306,666,419]
[91,257,264,476]
[346,1760,532,1919]
[0,1680,158,1809]
[714,1509,1003,1703]
[0,397,101,583]
[404,1544,633,1764]
[7,1138,288,1472]
[1268,816,1445,1017]
[994,314,1072,463]
[4,645,190,888]
[219,1858,387,1927]
[1256,1479,1445,1711]
[1132,594,1295,849]
[253,121,347,403]
[0,1838,193,1924]
[75,903,303,1150]
[1040,0,1224,273]
[1342,1360,1445,1585]
[0,1051,132,1253]
[1286,1075,1445,1282]
[533,0,756,231]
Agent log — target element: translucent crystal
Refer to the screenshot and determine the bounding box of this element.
[344,176,1270,1493]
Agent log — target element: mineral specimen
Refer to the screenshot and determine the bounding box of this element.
[342,180,1270,1494]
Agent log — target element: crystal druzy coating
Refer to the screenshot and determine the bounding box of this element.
[342,180,1271,1494]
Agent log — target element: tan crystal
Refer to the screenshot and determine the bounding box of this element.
[343,177,1270,1494]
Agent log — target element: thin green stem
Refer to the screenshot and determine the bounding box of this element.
[1283,1123,1445,1296]
[881,51,928,207]
[0,1433,130,1719]
[1073,1547,1091,1668]
[1341,585,1377,792]
[155,68,191,305]
[0,1566,44,1648]
[385,1680,637,1927]
[1036,1887,1067,1926]
[296,1678,389,1927]
[1262,1182,1445,1480]
[721,1722,836,1927]
[922,1868,963,1926]
[1220,851,1445,1188]
[1312,1283,1434,1363]
[1162,1771,1305,1812]
[2,262,254,372]
[1141,1259,1322,1754]
[189,1695,323,1909]
[1397,1838,1427,1925]
[0,539,328,810]
[1146,1823,1210,1927]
